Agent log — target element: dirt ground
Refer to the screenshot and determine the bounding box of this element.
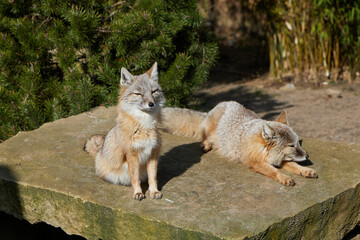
[193,46,360,146]
[195,76,360,145]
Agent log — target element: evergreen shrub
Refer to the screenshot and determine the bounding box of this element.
[0,0,218,141]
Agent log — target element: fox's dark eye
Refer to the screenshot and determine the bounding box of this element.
[289,144,295,148]
[152,89,159,94]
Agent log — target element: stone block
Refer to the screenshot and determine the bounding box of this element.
[0,107,359,239]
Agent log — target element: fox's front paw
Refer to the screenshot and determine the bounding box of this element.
[133,192,145,201]
[300,168,318,178]
[279,177,296,186]
[150,191,163,199]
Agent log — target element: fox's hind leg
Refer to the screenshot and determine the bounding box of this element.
[280,161,318,178]
[201,105,225,153]
[201,121,215,153]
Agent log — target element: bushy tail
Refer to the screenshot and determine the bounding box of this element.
[161,107,206,140]
[84,134,106,158]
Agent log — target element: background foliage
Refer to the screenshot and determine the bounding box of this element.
[0,0,218,141]
[198,0,360,84]
[268,0,360,83]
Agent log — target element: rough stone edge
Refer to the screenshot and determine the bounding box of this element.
[247,183,360,240]
[0,179,221,240]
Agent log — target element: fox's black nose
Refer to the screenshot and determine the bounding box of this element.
[148,102,154,107]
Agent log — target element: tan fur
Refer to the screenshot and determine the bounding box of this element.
[280,161,318,178]
[162,101,318,186]
[84,134,106,158]
[200,105,226,152]
[161,107,206,139]
[274,110,289,125]
[244,134,295,186]
[84,62,165,200]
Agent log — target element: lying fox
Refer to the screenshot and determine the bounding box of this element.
[84,62,165,200]
[162,101,318,186]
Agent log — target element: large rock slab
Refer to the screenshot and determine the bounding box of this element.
[0,106,359,239]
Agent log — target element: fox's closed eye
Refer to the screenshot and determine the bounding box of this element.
[133,92,142,96]
[152,89,159,94]
[288,144,295,147]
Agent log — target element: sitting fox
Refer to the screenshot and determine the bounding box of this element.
[162,101,318,186]
[84,62,165,200]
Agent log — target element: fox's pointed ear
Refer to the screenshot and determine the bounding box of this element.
[275,110,289,125]
[120,67,134,87]
[262,122,276,141]
[147,62,158,81]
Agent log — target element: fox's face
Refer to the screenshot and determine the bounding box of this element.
[262,111,308,166]
[119,62,165,113]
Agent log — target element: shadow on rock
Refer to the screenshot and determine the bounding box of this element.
[0,165,22,219]
[0,165,84,240]
[298,159,314,167]
[0,165,23,239]
[343,225,360,240]
[157,142,204,190]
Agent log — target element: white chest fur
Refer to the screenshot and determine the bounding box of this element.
[132,137,159,164]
